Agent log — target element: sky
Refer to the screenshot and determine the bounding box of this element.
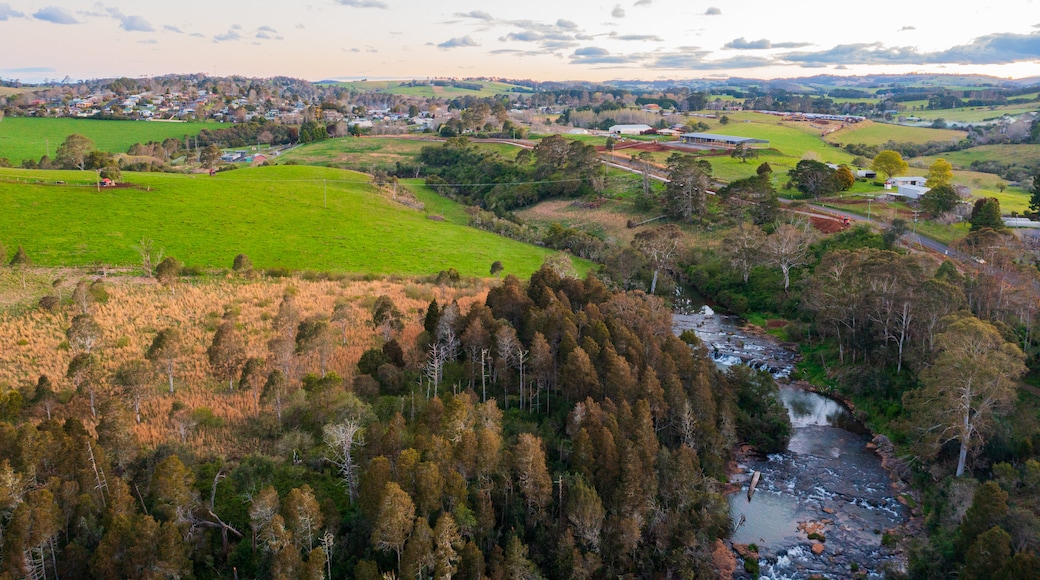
[1,0,1039,84]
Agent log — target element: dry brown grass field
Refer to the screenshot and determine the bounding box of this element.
[0,271,490,454]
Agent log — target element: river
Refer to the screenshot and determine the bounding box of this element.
[673,307,910,579]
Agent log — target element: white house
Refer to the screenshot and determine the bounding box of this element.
[885,176,927,189]
[608,124,652,135]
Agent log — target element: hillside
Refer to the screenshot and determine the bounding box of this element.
[0,165,583,277]
[0,117,211,164]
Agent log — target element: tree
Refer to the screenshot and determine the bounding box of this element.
[834,165,855,191]
[765,221,814,292]
[371,295,404,341]
[296,316,336,376]
[1029,171,1040,215]
[9,245,30,266]
[99,165,121,182]
[871,150,908,181]
[233,253,253,274]
[147,327,182,394]
[969,198,1005,232]
[324,417,365,503]
[67,313,102,353]
[662,153,710,221]
[920,184,960,217]
[67,352,102,418]
[490,260,504,277]
[633,224,681,295]
[432,512,462,580]
[372,482,415,568]
[730,143,758,163]
[788,159,837,198]
[905,314,1026,476]
[200,144,222,168]
[283,485,323,552]
[54,134,94,170]
[513,433,552,518]
[724,223,765,284]
[155,256,181,291]
[113,359,153,423]
[208,320,245,391]
[926,158,954,188]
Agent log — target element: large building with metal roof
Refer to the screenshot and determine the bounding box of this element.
[679,133,769,148]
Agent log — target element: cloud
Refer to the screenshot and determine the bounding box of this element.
[108,9,154,32]
[556,19,578,29]
[438,35,479,49]
[634,0,652,5]
[213,28,243,42]
[455,10,493,20]
[164,25,183,33]
[296,23,305,29]
[899,26,915,31]
[724,37,810,50]
[704,7,721,15]
[780,32,1040,66]
[256,26,283,40]
[0,3,24,20]
[139,39,158,45]
[612,33,663,42]
[1,66,55,73]
[335,0,388,8]
[612,5,625,18]
[570,46,639,65]
[33,6,78,24]
[190,32,204,38]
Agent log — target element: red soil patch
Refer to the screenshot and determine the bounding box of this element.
[810,215,847,234]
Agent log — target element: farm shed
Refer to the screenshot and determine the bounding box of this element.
[609,124,653,135]
[679,133,769,149]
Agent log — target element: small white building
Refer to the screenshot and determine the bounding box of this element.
[885,176,927,189]
[896,184,929,200]
[608,124,652,135]
[856,169,876,179]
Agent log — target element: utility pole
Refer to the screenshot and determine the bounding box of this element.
[912,209,920,247]
[867,195,873,223]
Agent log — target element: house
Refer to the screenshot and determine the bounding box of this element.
[678,133,769,149]
[885,176,927,189]
[609,124,653,135]
[856,169,876,179]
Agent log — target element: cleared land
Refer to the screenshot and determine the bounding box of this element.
[278,136,520,172]
[825,120,966,146]
[0,165,585,277]
[0,117,211,163]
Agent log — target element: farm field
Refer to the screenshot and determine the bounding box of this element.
[825,120,966,146]
[913,144,1040,170]
[0,117,210,163]
[277,136,521,172]
[0,87,26,97]
[0,165,585,277]
[908,102,1040,123]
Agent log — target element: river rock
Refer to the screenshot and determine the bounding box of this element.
[811,543,825,555]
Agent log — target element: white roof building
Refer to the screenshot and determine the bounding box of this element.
[608,124,652,135]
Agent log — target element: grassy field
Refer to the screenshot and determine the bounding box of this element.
[0,87,26,97]
[0,117,211,163]
[913,144,1040,170]
[825,120,967,146]
[908,102,1040,123]
[0,165,586,277]
[319,80,529,98]
[278,136,521,172]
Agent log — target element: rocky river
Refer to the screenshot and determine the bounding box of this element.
[673,307,911,579]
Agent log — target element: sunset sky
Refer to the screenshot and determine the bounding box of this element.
[2,0,1039,83]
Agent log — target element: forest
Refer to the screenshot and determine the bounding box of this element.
[0,263,793,579]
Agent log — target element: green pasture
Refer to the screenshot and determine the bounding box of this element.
[909,102,1040,123]
[0,165,584,277]
[0,117,211,163]
[825,120,966,146]
[912,144,1040,171]
[0,87,26,97]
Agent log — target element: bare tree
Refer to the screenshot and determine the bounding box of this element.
[323,418,366,504]
[764,220,814,293]
[131,238,164,277]
[723,223,765,284]
[633,224,682,295]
